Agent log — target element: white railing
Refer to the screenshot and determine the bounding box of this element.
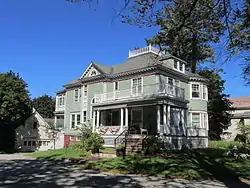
[159,125,207,137]
[95,83,185,104]
[56,105,65,112]
[128,45,165,58]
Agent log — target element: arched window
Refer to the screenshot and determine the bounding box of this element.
[90,70,97,76]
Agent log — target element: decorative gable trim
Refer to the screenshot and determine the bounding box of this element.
[80,62,104,79]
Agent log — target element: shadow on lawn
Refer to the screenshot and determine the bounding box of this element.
[189,149,249,188]
[0,159,145,188]
[85,148,250,188]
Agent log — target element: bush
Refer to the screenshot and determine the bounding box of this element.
[69,142,86,152]
[142,136,165,155]
[77,123,104,154]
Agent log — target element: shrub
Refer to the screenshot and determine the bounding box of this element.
[142,136,165,155]
[69,142,86,152]
[77,123,104,153]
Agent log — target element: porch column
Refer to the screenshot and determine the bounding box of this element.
[96,110,100,128]
[181,109,184,127]
[125,107,129,127]
[157,105,161,132]
[92,110,96,132]
[54,116,57,128]
[167,105,171,125]
[120,108,124,131]
[163,105,167,125]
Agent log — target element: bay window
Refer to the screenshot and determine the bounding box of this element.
[191,112,208,129]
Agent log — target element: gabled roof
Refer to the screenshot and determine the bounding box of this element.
[229,96,250,109]
[63,52,204,88]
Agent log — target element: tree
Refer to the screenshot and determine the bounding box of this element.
[0,71,32,152]
[228,0,250,84]
[33,95,55,118]
[198,68,234,139]
[237,121,250,145]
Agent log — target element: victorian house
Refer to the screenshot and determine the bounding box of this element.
[54,45,209,149]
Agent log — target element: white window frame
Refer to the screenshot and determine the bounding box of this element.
[74,88,80,103]
[83,111,87,123]
[190,82,201,99]
[190,111,208,129]
[57,95,65,106]
[84,85,88,97]
[173,59,185,73]
[202,85,208,101]
[131,77,143,95]
[114,81,119,91]
[70,112,81,129]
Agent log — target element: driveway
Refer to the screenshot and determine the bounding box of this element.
[0,153,249,188]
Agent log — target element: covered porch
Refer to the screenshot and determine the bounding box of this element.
[92,102,188,137]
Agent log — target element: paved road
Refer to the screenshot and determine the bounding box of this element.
[0,154,249,188]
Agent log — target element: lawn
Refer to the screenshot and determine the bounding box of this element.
[82,141,250,180]
[25,148,91,160]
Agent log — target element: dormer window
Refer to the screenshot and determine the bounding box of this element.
[180,63,183,72]
[174,60,178,69]
[173,59,185,73]
[90,70,97,76]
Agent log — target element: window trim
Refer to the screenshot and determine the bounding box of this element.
[173,59,185,73]
[190,82,201,99]
[114,81,119,91]
[131,77,143,95]
[190,111,208,129]
[190,82,208,100]
[74,88,80,103]
[70,112,81,129]
[83,111,87,123]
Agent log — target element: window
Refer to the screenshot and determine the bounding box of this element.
[38,141,42,146]
[114,82,119,91]
[33,122,38,129]
[70,136,75,141]
[24,141,27,146]
[32,141,36,146]
[28,141,32,146]
[202,85,208,100]
[74,89,80,102]
[84,85,88,96]
[76,136,81,141]
[58,95,65,106]
[191,84,200,98]
[179,63,183,71]
[83,111,87,122]
[71,114,75,128]
[71,113,81,129]
[168,78,174,95]
[191,113,201,127]
[90,70,97,76]
[132,78,142,95]
[174,60,178,69]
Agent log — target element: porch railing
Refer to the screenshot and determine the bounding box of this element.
[159,125,207,137]
[95,83,185,104]
[114,128,128,147]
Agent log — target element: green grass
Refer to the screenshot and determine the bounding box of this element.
[81,141,250,180]
[208,140,243,149]
[100,147,116,153]
[25,148,91,161]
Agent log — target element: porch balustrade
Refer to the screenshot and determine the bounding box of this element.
[94,83,185,104]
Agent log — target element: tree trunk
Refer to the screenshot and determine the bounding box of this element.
[191,34,198,73]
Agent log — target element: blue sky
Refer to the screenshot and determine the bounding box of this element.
[0,0,249,98]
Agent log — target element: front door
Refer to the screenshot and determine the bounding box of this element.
[130,108,143,134]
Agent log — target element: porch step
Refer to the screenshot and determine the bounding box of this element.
[125,137,143,153]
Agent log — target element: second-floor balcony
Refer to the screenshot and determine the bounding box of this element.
[55,105,65,112]
[94,83,185,104]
